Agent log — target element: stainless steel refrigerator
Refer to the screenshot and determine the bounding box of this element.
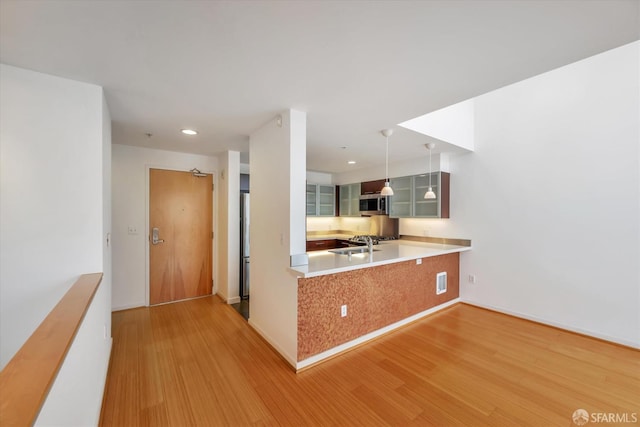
[240,193,250,299]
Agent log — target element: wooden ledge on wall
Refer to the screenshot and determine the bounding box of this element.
[0,272,103,426]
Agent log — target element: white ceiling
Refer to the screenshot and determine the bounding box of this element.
[1,1,638,174]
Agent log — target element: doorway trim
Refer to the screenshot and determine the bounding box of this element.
[144,164,218,307]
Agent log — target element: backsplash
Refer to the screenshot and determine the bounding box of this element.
[306,217,470,242]
[339,217,370,233]
[400,217,457,238]
[306,217,340,232]
[306,216,369,233]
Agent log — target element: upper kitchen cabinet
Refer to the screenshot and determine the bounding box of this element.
[307,183,336,216]
[388,176,412,217]
[306,184,317,215]
[339,183,361,217]
[360,179,386,195]
[389,172,450,218]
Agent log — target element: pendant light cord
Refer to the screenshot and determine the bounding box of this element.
[385,136,389,182]
[428,146,432,187]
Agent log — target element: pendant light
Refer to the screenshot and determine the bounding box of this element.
[380,129,394,196]
[424,142,436,199]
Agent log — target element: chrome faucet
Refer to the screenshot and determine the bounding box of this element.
[364,236,374,254]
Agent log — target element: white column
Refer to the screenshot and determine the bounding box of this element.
[248,109,306,365]
[217,150,241,303]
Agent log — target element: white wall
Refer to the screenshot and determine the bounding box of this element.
[405,42,640,347]
[101,94,113,348]
[0,64,112,424]
[306,170,333,185]
[249,110,306,365]
[0,64,104,365]
[217,151,241,304]
[35,279,112,426]
[111,144,218,310]
[399,99,475,151]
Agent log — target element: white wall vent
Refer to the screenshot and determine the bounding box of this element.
[436,272,447,295]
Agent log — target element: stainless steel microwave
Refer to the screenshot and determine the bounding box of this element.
[359,194,389,215]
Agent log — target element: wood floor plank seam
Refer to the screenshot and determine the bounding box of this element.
[100,296,640,426]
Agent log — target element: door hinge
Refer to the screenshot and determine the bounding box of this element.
[212,183,214,191]
[211,231,214,239]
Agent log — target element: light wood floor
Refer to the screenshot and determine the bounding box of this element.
[100,297,639,426]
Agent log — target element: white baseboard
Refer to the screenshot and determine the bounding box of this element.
[248,319,297,368]
[461,300,640,350]
[227,296,241,305]
[111,302,145,312]
[296,298,460,371]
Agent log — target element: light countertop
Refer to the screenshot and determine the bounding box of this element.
[305,234,354,241]
[290,240,471,278]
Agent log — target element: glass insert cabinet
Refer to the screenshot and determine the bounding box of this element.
[306,184,335,216]
[389,172,450,218]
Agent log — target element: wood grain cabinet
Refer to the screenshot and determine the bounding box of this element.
[389,172,450,218]
[306,239,337,251]
[306,239,360,252]
[360,179,386,195]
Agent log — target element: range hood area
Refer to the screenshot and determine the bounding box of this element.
[368,215,398,238]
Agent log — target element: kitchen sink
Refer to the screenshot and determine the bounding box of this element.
[329,247,380,255]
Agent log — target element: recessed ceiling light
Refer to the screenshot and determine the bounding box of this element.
[181,129,198,135]
[348,161,356,165]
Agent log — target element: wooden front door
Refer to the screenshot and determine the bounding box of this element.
[149,168,213,305]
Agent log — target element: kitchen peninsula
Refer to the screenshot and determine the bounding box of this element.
[290,239,471,369]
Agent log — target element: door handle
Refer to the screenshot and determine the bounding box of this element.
[151,227,165,245]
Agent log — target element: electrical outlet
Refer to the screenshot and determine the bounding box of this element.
[416,258,422,265]
[468,274,477,284]
[341,305,347,317]
[127,225,138,235]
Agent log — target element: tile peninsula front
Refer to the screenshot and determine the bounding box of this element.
[291,240,471,369]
